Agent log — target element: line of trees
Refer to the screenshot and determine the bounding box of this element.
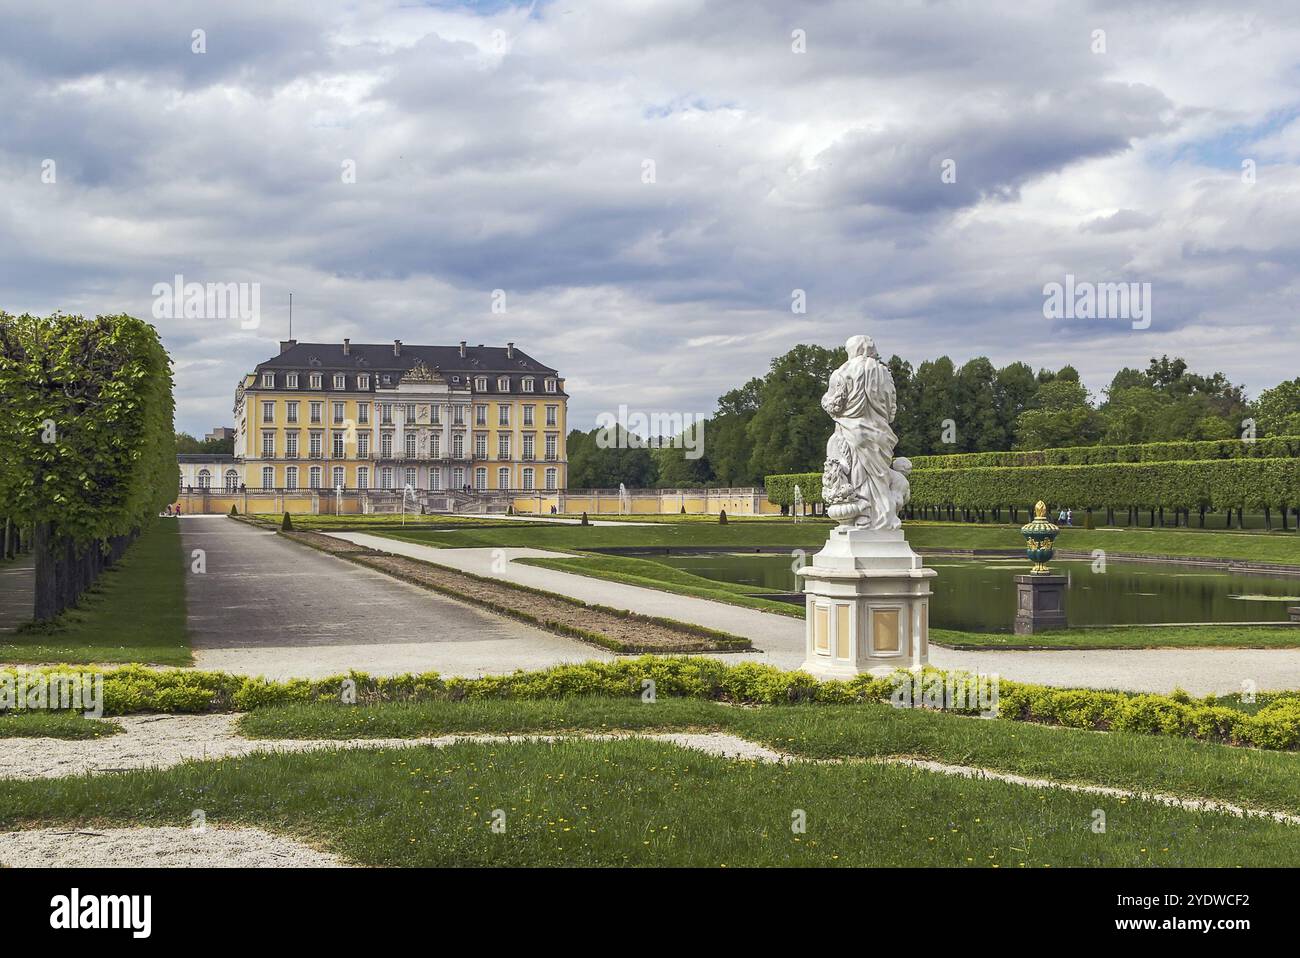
[569,343,1300,488]
[0,312,177,620]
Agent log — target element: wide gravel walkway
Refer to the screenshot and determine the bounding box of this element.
[331,531,1300,695]
[181,517,610,679]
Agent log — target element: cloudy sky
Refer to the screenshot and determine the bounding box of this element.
[1,0,1297,436]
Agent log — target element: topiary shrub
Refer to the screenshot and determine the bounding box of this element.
[229,505,239,516]
[719,509,728,524]
[580,511,589,526]
[680,506,686,514]
[281,512,293,531]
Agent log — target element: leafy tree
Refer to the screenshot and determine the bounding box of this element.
[1013,379,1102,449]
[744,344,846,475]
[567,427,657,488]
[1256,378,1300,437]
[708,378,763,485]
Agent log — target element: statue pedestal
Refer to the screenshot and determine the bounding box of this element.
[796,527,937,679]
[1013,574,1068,634]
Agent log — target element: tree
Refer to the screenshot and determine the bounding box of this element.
[708,378,763,485]
[744,344,846,475]
[954,357,1002,452]
[567,427,657,488]
[911,357,958,454]
[1013,379,1102,449]
[1255,379,1300,437]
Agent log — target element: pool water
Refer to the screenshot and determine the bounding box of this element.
[646,553,1300,633]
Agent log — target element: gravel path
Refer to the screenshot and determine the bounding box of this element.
[181,518,607,679]
[329,532,1300,694]
[0,826,345,868]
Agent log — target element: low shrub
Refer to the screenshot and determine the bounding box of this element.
[4,659,1299,751]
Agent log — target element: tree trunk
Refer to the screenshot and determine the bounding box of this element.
[1265,506,1273,531]
[33,522,60,621]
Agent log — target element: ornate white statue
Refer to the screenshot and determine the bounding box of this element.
[820,334,910,530]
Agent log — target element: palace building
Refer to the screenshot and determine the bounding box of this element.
[232,339,568,495]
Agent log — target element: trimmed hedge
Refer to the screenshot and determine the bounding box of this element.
[5,659,1300,751]
[768,457,1300,511]
[910,436,1300,470]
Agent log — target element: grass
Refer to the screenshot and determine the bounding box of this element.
[237,697,1300,817]
[0,712,122,739]
[370,519,1300,565]
[7,699,1300,866]
[0,521,190,666]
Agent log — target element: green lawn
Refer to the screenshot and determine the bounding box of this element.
[373,519,1300,565]
[7,697,1300,866]
[238,697,1300,817]
[0,712,122,739]
[0,521,190,666]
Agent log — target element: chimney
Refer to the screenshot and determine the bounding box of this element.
[393,339,402,357]
[279,339,297,354]
[506,342,514,359]
[459,341,466,358]
[342,338,350,356]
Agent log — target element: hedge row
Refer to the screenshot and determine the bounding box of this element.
[768,457,1300,511]
[6,659,1300,751]
[910,435,1300,470]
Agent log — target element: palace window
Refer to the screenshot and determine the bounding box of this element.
[262,466,274,490]
[310,402,322,424]
[475,405,487,426]
[309,466,321,489]
[498,467,510,489]
[286,466,298,489]
[544,379,557,393]
[453,467,464,488]
[333,402,345,423]
[545,434,557,460]
[262,401,274,423]
[429,472,441,491]
[545,468,557,490]
[357,432,370,457]
[405,432,416,458]
[522,377,535,393]
[381,432,393,458]
[522,468,534,490]
[225,470,239,493]
[452,434,464,459]
[545,405,557,426]
[261,372,274,388]
[358,374,369,389]
[357,403,369,424]
[286,402,299,424]
[197,469,211,489]
[474,434,487,459]
[523,405,534,426]
[453,406,465,425]
[474,377,487,391]
[286,372,298,389]
[332,432,345,458]
[522,435,534,460]
[498,435,510,459]
[497,377,510,392]
[380,404,393,425]
[309,432,322,458]
[332,466,345,490]
[431,406,440,425]
[356,467,369,490]
[404,467,416,489]
[475,467,487,491]
[261,431,275,457]
[380,467,393,489]
[286,432,298,458]
[498,405,510,427]
[405,403,416,422]
[310,373,322,389]
[430,434,440,458]
[333,374,346,389]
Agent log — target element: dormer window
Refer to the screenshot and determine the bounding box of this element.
[310,373,322,389]
[357,374,370,389]
[498,377,510,392]
[261,372,275,388]
[333,374,346,389]
[475,377,488,391]
[286,372,298,389]
[522,377,535,393]
[544,378,557,393]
